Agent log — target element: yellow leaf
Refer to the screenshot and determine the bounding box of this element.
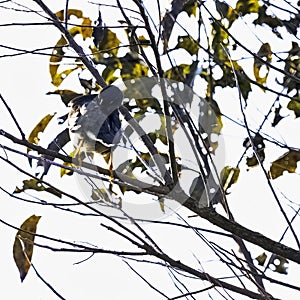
[49,27,83,87]
[28,113,56,145]
[138,35,150,48]
[220,166,240,192]
[13,215,41,281]
[55,9,83,21]
[60,150,77,177]
[269,150,300,179]
[81,17,93,40]
[159,198,165,213]
[253,43,272,86]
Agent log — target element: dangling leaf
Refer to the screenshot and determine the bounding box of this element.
[269,150,300,179]
[271,104,284,127]
[253,43,272,86]
[159,198,165,213]
[13,215,41,281]
[28,113,56,145]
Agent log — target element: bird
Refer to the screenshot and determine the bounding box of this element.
[67,85,124,161]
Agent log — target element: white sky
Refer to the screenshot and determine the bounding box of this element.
[0,0,300,299]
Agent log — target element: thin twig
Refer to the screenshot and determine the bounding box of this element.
[0,94,25,139]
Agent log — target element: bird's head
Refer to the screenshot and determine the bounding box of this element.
[98,85,123,112]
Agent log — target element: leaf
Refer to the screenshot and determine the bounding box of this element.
[256,252,267,266]
[13,215,41,281]
[235,0,260,16]
[159,198,165,213]
[211,20,229,62]
[81,17,93,40]
[271,104,284,127]
[269,255,288,274]
[220,166,240,192]
[283,42,300,93]
[60,150,77,177]
[176,36,200,55]
[269,150,300,179]
[14,179,62,198]
[49,27,83,87]
[287,98,300,118]
[47,89,82,106]
[253,43,272,86]
[55,9,83,21]
[161,0,197,52]
[36,129,71,177]
[50,10,93,87]
[92,28,120,59]
[199,98,223,153]
[28,113,56,145]
[215,0,237,27]
[120,53,148,80]
[164,64,192,82]
[253,5,282,36]
[243,134,265,168]
[138,35,151,47]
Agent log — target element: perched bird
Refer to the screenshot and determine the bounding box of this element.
[67,85,123,159]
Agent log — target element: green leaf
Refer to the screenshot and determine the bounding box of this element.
[283,42,300,93]
[243,134,265,168]
[47,89,82,106]
[14,179,62,198]
[161,0,197,52]
[199,98,223,153]
[253,43,272,86]
[13,215,41,281]
[215,0,238,27]
[120,53,148,80]
[256,252,267,266]
[272,104,284,127]
[269,150,300,179]
[220,166,240,192]
[253,5,282,36]
[287,98,300,118]
[235,0,260,16]
[176,36,200,55]
[211,21,229,62]
[164,64,192,82]
[269,255,289,274]
[92,28,120,59]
